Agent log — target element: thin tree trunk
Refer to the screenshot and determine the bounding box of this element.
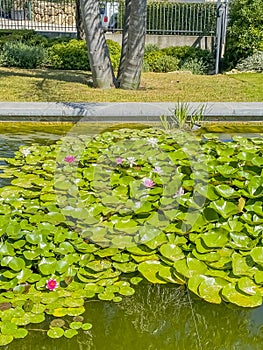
[80,0,116,89]
[117,0,131,85]
[118,0,147,90]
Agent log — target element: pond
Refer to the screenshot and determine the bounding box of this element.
[0,122,263,350]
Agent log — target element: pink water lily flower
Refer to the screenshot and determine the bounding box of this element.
[116,157,123,164]
[153,166,163,174]
[143,178,155,188]
[46,278,58,291]
[173,187,184,198]
[64,155,76,163]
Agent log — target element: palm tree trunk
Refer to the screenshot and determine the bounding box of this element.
[117,0,131,85]
[80,0,116,88]
[118,0,147,90]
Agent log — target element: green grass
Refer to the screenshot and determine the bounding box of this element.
[0,68,262,102]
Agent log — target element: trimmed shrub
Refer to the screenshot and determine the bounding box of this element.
[48,39,121,71]
[106,39,121,70]
[144,51,179,72]
[0,41,47,69]
[48,39,90,70]
[235,51,263,72]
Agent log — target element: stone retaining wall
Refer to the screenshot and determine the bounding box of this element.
[11,0,76,25]
[32,1,75,25]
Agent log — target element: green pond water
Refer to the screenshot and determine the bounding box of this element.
[1,122,263,350]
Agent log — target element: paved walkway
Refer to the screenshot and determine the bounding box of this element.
[0,102,262,122]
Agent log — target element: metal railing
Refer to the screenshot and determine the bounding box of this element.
[0,0,217,36]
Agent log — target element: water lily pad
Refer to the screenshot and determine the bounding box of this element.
[174,257,208,278]
[50,319,66,328]
[82,323,92,331]
[38,257,57,275]
[215,184,236,198]
[141,231,167,250]
[119,286,135,296]
[130,277,143,285]
[254,270,263,284]
[138,261,167,284]
[14,328,28,339]
[222,283,262,307]
[210,199,239,219]
[47,327,64,338]
[0,335,13,346]
[98,291,115,301]
[64,329,78,338]
[159,244,185,262]
[250,247,263,266]
[232,253,254,277]
[69,321,82,330]
[201,230,228,248]
[238,277,258,296]
[198,276,228,304]
[113,262,137,273]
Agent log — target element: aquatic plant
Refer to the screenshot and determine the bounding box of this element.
[160,102,205,131]
[0,127,262,345]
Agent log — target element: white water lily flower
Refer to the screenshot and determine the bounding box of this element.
[21,148,31,156]
[147,137,158,147]
[127,156,136,167]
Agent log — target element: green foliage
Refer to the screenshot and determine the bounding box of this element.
[235,51,263,73]
[180,57,208,75]
[144,44,160,54]
[160,102,205,130]
[225,0,263,68]
[47,39,120,71]
[106,39,121,70]
[0,29,37,49]
[48,39,90,70]
[0,127,263,345]
[152,55,179,73]
[162,45,213,74]
[144,51,179,72]
[144,46,213,74]
[0,41,47,69]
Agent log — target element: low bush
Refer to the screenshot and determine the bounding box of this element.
[48,39,121,71]
[0,29,37,49]
[235,51,263,73]
[144,51,179,72]
[48,39,90,70]
[106,39,121,70]
[0,41,47,69]
[180,57,208,75]
[162,45,213,74]
[144,44,160,54]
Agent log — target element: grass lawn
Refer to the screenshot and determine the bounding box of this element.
[0,68,262,102]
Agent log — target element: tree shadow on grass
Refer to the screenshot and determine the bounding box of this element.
[0,67,94,87]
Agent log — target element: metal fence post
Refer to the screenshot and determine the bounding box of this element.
[215,0,229,74]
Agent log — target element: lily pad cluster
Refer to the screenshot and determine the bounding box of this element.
[0,128,262,344]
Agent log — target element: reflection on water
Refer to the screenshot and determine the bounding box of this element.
[1,124,263,350]
[4,284,263,350]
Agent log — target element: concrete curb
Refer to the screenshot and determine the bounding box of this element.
[0,102,262,122]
